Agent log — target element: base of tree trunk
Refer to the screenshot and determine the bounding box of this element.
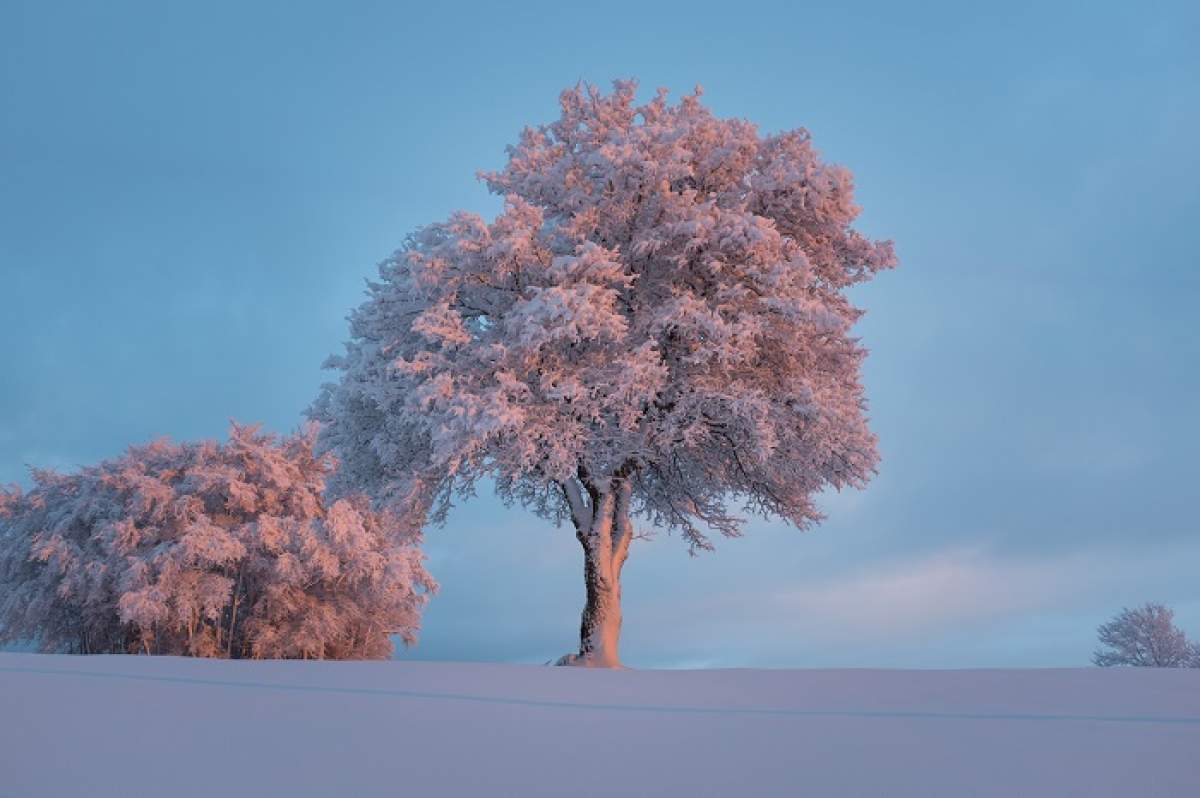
[552,652,626,669]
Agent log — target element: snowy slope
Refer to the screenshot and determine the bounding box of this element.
[1,653,1198,797]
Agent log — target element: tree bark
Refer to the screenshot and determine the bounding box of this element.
[561,478,633,668]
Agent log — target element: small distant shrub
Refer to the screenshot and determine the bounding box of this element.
[1093,603,1196,668]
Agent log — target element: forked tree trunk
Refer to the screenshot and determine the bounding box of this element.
[562,479,633,668]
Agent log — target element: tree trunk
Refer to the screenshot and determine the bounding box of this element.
[578,531,622,667]
[563,479,633,668]
[227,565,244,659]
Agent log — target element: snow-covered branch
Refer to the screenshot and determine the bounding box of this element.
[557,477,592,532]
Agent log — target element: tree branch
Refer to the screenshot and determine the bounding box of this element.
[557,477,592,533]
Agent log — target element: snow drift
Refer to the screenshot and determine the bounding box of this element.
[1,653,1197,796]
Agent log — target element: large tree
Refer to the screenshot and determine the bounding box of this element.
[312,81,896,666]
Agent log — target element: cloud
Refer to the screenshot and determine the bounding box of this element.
[623,540,1200,667]
[763,547,1092,639]
[771,542,1198,636]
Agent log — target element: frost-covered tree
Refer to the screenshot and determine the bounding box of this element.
[312,81,896,667]
[0,424,434,659]
[1093,603,1195,668]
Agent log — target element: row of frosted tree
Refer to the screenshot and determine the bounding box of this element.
[2,79,901,663]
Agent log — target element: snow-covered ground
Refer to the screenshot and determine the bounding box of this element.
[1,653,1197,797]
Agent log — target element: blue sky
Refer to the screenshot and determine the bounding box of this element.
[2,0,1197,667]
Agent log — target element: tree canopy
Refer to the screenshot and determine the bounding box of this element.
[0,424,434,659]
[313,80,895,552]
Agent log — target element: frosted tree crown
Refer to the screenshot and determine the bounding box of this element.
[0,424,433,658]
[313,80,896,549]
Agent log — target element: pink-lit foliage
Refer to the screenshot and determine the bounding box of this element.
[0,424,434,659]
[312,81,896,666]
